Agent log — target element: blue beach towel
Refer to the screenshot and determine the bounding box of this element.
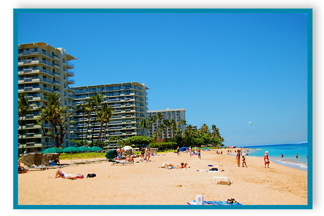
[187,200,242,205]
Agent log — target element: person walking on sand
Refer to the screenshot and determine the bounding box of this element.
[296,153,298,159]
[176,146,180,156]
[242,155,247,168]
[236,150,241,167]
[189,146,192,157]
[197,149,201,159]
[264,151,270,168]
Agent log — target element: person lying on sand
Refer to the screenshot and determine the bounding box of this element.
[55,170,84,180]
[178,162,190,169]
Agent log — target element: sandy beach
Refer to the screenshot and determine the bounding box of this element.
[18,150,307,205]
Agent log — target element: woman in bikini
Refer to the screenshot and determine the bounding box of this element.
[55,170,84,180]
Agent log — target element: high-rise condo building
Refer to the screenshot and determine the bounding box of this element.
[71,82,148,147]
[18,42,76,153]
[147,108,186,139]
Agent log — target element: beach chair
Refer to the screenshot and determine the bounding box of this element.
[212,176,232,185]
[111,161,134,166]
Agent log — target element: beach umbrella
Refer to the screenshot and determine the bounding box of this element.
[89,146,103,161]
[90,146,103,152]
[122,146,133,151]
[78,146,90,152]
[42,147,63,154]
[63,146,80,153]
[63,147,80,164]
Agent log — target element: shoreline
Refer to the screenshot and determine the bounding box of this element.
[18,150,307,205]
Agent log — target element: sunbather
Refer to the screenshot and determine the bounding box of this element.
[179,162,190,169]
[55,170,84,180]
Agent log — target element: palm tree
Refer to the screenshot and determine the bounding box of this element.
[163,119,171,139]
[84,97,95,146]
[76,103,88,145]
[178,119,187,136]
[96,103,113,147]
[148,115,157,137]
[137,118,148,136]
[170,119,177,140]
[37,92,74,148]
[91,94,103,145]
[18,93,29,144]
[157,123,165,140]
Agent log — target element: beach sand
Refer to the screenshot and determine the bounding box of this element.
[18,150,307,205]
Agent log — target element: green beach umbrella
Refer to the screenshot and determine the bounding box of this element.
[78,146,90,152]
[90,146,103,152]
[63,146,80,153]
[42,147,63,154]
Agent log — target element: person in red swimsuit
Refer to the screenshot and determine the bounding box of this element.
[264,151,270,168]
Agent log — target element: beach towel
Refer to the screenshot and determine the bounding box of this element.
[187,200,242,205]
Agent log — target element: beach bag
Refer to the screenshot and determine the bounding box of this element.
[209,168,218,172]
[87,173,96,178]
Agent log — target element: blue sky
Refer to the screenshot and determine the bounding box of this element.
[17,11,309,146]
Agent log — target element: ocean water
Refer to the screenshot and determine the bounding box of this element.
[241,143,308,170]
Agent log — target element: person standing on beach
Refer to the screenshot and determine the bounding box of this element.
[145,146,151,161]
[296,153,298,159]
[197,149,201,159]
[242,155,247,168]
[264,151,270,168]
[176,146,180,156]
[141,147,145,158]
[189,146,192,157]
[236,150,241,167]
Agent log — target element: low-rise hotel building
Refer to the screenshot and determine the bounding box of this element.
[147,108,186,139]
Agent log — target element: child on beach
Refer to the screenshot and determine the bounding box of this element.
[264,151,270,168]
[197,149,201,159]
[242,156,247,168]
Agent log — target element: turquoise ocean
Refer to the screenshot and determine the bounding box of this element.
[240,143,308,170]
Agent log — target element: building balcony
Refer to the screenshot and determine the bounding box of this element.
[64,70,74,77]
[66,78,75,84]
[18,133,43,139]
[65,62,74,69]
[18,68,56,77]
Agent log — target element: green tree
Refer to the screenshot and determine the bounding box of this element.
[91,94,103,145]
[84,97,95,145]
[96,102,113,147]
[137,118,148,136]
[148,115,157,137]
[37,92,75,148]
[18,93,30,142]
[76,103,88,145]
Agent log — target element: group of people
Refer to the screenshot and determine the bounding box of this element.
[236,149,270,168]
[235,150,247,168]
[105,148,125,162]
[140,146,151,161]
